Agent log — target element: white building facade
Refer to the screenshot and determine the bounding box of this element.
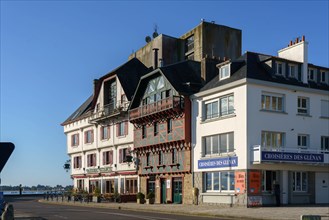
[192,37,329,206]
[62,59,149,199]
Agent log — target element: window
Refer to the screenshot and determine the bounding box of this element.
[100,126,110,140]
[125,179,137,194]
[261,93,284,112]
[121,94,127,104]
[172,148,177,164]
[219,65,230,80]
[205,95,234,120]
[153,122,158,136]
[289,64,296,78]
[321,100,329,118]
[146,152,150,166]
[142,125,147,139]
[292,171,307,192]
[261,131,285,150]
[117,121,128,136]
[119,147,130,163]
[167,118,172,133]
[203,132,234,156]
[87,153,96,167]
[185,35,194,52]
[84,130,94,144]
[205,101,218,119]
[158,152,164,165]
[308,69,315,81]
[321,136,329,152]
[298,134,309,148]
[103,151,113,165]
[73,156,82,169]
[262,171,278,192]
[321,71,327,83]
[205,171,235,192]
[71,134,79,146]
[297,97,309,115]
[147,180,155,194]
[276,62,284,75]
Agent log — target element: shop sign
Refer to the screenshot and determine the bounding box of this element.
[86,167,112,174]
[86,168,99,174]
[198,156,238,169]
[248,171,261,194]
[235,172,246,194]
[262,151,324,163]
[166,179,171,189]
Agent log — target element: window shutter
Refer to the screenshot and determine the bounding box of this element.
[71,135,73,146]
[109,151,113,164]
[84,131,87,143]
[100,127,103,140]
[116,124,119,137]
[127,147,131,155]
[119,149,122,163]
[91,130,94,143]
[87,155,90,167]
[77,134,79,145]
[125,121,128,135]
[73,157,76,168]
[103,152,106,165]
[108,126,111,138]
[79,156,81,168]
[93,154,97,166]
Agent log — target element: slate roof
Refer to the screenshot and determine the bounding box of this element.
[61,95,93,125]
[130,60,203,109]
[62,58,149,126]
[200,51,329,92]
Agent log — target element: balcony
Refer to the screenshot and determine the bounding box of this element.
[250,145,329,165]
[129,96,184,123]
[89,100,129,123]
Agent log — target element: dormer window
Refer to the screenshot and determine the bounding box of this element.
[219,64,230,80]
[289,64,297,78]
[276,62,284,75]
[308,68,315,81]
[321,71,327,84]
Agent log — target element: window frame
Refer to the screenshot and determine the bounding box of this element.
[167,118,173,133]
[203,132,234,156]
[100,126,110,140]
[87,153,96,167]
[292,171,308,192]
[71,134,79,147]
[297,97,309,115]
[297,134,309,149]
[219,64,230,80]
[84,129,94,144]
[204,94,234,120]
[321,136,329,152]
[261,131,285,150]
[73,156,82,169]
[204,171,235,192]
[276,62,284,75]
[289,64,297,78]
[261,92,285,112]
[308,68,315,81]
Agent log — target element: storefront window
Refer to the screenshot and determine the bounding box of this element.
[262,170,278,192]
[292,171,308,192]
[204,171,235,192]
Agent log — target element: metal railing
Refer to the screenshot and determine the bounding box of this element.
[129,96,184,120]
[90,100,129,122]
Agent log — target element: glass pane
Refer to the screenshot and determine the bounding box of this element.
[272,97,277,110]
[206,104,211,119]
[205,137,211,155]
[265,96,270,109]
[220,134,227,153]
[266,132,271,147]
[228,133,234,152]
[213,173,219,190]
[212,136,219,154]
[158,76,164,89]
[296,172,301,191]
[302,172,307,191]
[220,172,228,190]
[212,101,218,118]
[278,97,283,111]
[229,172,235,191]
[221,97,228,115]
[261,132,266,147]
[206,173,212,191]
[228,96,234,114]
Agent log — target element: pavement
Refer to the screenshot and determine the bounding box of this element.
[36,199,329,220]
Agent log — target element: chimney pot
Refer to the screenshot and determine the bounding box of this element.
[302,35,305,41]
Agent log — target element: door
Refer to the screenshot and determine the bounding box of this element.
[173,178,182,204]
[161,179,166,204]
[315,172,329,203]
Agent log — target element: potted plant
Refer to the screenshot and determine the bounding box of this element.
[146,191,155,204]
[92,187,101,203]
[136,192,145,204]
[112,191,121,203]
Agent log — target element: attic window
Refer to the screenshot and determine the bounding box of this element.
[219,64,230,80]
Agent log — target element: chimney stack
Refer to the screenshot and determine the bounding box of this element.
[153,48,159,69]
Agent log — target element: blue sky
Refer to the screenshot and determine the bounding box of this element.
[1,1,328,187]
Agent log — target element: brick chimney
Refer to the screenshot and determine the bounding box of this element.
[278,35,308,83]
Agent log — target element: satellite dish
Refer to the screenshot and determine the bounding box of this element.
[152,31,158,38]
[145,36,151,43]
